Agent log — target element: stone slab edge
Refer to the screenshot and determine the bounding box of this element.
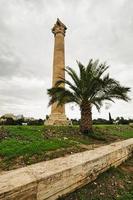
[0,138,133,200]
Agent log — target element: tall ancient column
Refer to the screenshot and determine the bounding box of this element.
[45,19,69,125]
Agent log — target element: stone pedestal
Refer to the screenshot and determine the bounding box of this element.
[45,19,70,125]
[45,113,70,125]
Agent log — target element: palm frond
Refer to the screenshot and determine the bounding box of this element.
[48,86,80,106]
[55,77,82,99]
[47,59,131,112]
[65,66,80,88]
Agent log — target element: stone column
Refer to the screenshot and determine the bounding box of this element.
[45,19,69,125]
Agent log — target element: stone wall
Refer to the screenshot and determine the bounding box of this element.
[0,138,133,200]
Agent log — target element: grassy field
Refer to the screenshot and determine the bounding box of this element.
[0,125,133,171]
[59,157,133,200]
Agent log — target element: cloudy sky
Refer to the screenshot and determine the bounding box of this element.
[0,0,133,120]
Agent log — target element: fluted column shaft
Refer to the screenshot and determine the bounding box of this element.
[51,32,65,114]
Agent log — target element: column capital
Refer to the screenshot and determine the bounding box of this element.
[52,18,67,36]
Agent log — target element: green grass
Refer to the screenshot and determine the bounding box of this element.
[117,192,133,200]
[0,125,132,171]
[4,125,44,141]
[0,124,132,199]
[94,124,133,139]
[0,125,79,159]
[0,138,72,159]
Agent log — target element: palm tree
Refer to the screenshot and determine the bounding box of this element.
[47,59,130,133]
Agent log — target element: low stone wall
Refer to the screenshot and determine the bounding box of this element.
[0,138,133,200]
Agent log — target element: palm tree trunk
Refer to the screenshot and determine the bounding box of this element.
[80,101,92,134]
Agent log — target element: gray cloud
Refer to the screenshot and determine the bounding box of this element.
[0,43,21,78]
[0,0,132,119]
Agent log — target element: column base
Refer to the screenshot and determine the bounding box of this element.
[44,113,71,126]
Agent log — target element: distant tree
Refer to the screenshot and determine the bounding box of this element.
[115,117,129,125]
[15,117,24,125]
[128,118,133,124]
[93,118,109,125]
[109,112,113,124]
[28,119,44,125]
[5,117,15,125]
[38,119,44,125]
[46,115,49,120]
[71,118,80,125]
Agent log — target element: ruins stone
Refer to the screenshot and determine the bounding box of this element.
[45,19,69,125]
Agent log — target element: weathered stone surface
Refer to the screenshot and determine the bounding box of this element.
[45,113,70,125]
[0,139,133,200]
[45,19,69,125]
[0,167,37,200]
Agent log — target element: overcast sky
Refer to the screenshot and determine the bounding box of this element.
[0,0,133,120]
